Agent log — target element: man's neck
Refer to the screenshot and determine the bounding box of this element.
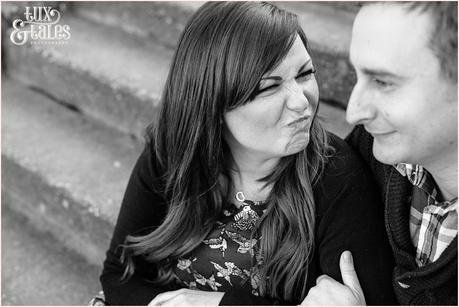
[424,152,458,201]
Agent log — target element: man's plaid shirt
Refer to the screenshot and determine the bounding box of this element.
[395,163,457,267]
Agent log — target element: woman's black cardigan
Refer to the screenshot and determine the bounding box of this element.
[100,134,396,305]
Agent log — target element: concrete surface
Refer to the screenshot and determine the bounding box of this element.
[4,13,172,139]
[71,1,198,49]
[2,78,142,266]
[2,205,101,305]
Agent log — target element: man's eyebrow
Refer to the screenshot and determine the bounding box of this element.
[261,59,313,81]
[361,68,400,79]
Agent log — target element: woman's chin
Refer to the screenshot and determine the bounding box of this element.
[284,134,310,155]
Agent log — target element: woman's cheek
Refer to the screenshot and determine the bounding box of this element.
[304,80,319,109]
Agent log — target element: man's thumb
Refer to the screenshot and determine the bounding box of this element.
[339,251,362,290]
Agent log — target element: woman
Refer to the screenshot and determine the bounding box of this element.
[100,2,395,305]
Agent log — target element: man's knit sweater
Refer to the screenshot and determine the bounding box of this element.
[346,125,457,305]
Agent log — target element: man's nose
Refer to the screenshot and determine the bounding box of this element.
[346,82,375,125]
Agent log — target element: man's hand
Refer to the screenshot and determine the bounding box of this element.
[149,288,225,306]
[301,251,366,305]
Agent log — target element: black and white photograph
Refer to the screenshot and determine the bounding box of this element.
[1,1,457,305]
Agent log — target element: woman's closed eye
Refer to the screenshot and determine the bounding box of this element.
[255,68,316,96]
[256,84,279,95]
[296,68,316,80]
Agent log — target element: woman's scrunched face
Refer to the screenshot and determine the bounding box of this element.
[224,35,319,159]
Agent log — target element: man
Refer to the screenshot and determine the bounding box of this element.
[303,2,457,305]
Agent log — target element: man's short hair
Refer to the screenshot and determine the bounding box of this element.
[364,2,458,82]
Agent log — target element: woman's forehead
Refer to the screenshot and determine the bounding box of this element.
[264,35,312,78]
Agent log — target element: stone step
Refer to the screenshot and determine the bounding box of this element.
[2,205,101,305]
[70,1,200,50]
[4,12,173,139]
[71,1,358,107]
[2,77,143,267]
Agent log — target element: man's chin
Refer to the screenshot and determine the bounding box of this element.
[372,143,404,166]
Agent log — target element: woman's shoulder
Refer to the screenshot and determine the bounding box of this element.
[313,132,380,213]
[323,132,369,178]
[131,140,165,194]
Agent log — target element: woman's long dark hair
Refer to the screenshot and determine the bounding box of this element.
[121,2,331,303]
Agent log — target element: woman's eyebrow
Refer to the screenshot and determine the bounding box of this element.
[261,75,283,81]
[298,59,312,72]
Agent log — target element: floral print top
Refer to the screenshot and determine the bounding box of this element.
[173,199,268,296]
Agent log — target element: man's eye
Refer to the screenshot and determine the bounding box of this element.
[296,68,316,80]
[373,78,393,89]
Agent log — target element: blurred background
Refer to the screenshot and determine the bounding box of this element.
[1,1,360,305]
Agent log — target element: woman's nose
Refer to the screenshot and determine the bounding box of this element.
[285,83,310,112]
